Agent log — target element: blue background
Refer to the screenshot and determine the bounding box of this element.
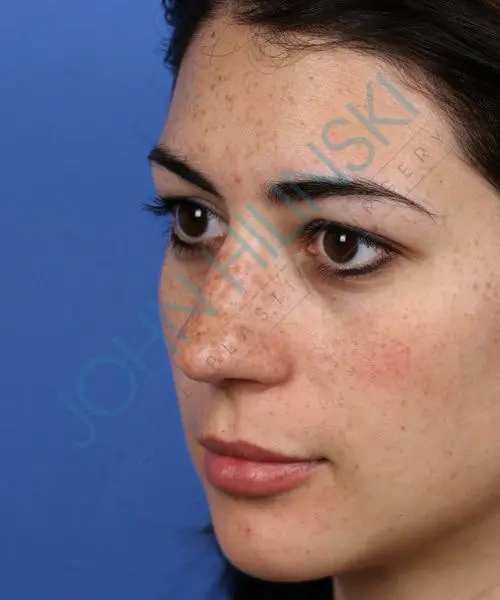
[1,2,225,598]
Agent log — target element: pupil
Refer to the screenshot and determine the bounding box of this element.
[178,203,208,238]
[323,226,358,263]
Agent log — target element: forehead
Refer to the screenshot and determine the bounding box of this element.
[160,18,468,204]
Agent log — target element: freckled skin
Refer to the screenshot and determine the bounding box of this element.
[152,16,500,600]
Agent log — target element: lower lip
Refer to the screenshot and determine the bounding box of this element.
[203,450,324,498]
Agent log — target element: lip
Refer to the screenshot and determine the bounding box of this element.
[199,437,325,498]
[199,437,312,463]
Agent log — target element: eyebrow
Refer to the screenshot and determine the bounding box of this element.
[148,144,437,219]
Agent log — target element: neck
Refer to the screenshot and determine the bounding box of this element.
[333,505,500,600]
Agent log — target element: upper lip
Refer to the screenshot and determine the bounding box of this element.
[199,436,315,463]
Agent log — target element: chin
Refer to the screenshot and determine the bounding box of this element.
[216,529,335,583]
[205,487,351,583]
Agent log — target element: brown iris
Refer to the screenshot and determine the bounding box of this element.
[322,226,359,264]
[176,202,209,239]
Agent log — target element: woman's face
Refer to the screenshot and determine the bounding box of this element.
[151,18,500,583]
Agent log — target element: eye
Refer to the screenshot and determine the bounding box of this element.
[301,221,397,280]
[143,196,228,258]
[172,200,227,245]
[318,226,382,270]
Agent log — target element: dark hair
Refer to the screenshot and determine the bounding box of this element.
[159,1,500,598]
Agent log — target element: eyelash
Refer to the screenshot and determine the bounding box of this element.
[144,195,399,283]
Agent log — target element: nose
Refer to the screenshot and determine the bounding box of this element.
[165,231,294,387]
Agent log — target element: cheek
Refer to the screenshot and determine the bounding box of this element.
[346,336,414,391]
